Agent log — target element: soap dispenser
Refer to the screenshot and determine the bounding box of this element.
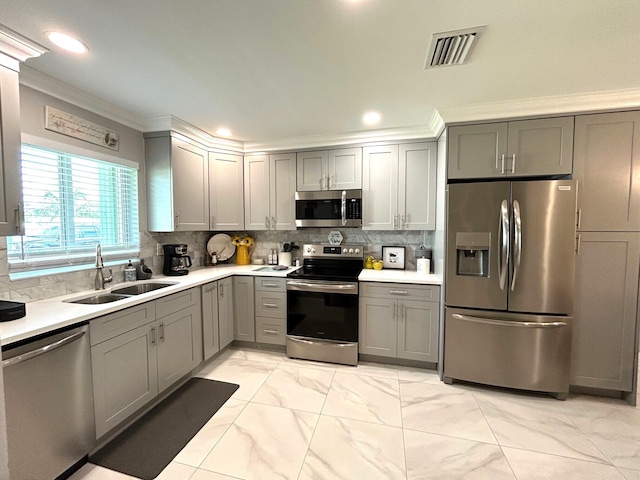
[124,259,136,282]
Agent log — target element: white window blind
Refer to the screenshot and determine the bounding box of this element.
[8,143,140,273]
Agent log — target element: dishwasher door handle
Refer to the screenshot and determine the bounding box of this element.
[2,331,86,368]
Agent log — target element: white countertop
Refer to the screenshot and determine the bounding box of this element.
[1,264,442,347]
[358,269,442,285]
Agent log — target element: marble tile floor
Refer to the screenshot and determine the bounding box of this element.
[70,347,640,480]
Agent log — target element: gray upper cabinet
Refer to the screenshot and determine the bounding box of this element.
[574,111,640,232]
[296,148,362,191]
[145,134,209,231]
[0,64,24,236]
[363,143,437,230]
[448,117,574,179]
[570,232,639,392]
[244,153,296,230]
[209,152,244,231]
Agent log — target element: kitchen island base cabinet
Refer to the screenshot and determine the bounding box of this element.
[91,288,202,439]
[359,283,440,363]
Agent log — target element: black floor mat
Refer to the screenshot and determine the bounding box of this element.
[89,377,239,480]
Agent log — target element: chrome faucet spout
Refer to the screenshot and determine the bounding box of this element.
[95,243,112,290]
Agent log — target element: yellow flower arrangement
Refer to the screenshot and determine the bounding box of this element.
[231,235,255,247]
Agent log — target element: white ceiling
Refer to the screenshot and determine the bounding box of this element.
[1,0,639,148]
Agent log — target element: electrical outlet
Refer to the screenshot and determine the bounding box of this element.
[157,243,163,255]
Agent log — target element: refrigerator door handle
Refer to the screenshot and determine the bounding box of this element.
[451,313,567,328]
[498,199,510,290]
[511,199,522,291]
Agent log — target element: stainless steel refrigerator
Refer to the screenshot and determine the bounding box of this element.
[444,179,577,398]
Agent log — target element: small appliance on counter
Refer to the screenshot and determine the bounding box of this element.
[136,259,153,280]
[162,244,192,276]
[416,246,432,274]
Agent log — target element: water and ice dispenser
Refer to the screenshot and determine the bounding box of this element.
[455,232,490,277]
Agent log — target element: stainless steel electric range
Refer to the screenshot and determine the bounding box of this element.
[286,244,364,366]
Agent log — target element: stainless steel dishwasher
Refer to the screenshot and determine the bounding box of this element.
[2,323,96,479]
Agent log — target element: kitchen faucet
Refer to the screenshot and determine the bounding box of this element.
[95,243,113,290]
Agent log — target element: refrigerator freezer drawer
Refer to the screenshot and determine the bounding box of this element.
[444,307,572,396]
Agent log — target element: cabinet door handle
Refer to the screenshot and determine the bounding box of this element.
[511,154,516,174]
[328,175,334,189]
[271,216,276,230]
[205,284,217,293]
[14,203,24,235]
[263,329,279,335]
[501,154,506,174]
[175,213,180,229]
[393,214,397,230]
[263,303,278,308]
[263,283,278,288]
[265,216,270,229]
[151,327,156,346]
[401,213,406,229]
[320,175,326,190]
[389,290,408,295]
[576,209,582,229]
[159,323,165,342]
[219,284,224,297]
[576,234,581,255]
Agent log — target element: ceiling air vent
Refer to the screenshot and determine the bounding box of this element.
[425,26,485,68]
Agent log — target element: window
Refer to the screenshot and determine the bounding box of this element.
[8,143,140,275]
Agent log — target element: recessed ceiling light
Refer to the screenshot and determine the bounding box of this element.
[46,31,88,53]
[363,111,382,125]
[215,128,232,137]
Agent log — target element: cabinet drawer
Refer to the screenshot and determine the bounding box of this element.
[255,277,286,292]
[156,287,200,319]
[255,317,286,345]
[255,291,287,318]
[90,302,156,345]
[360,282,440,302]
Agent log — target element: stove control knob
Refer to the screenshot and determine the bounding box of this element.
[354,248,360,254]
[348,248,354,253]
[306,247,311,253]
[342,248,348,253]
[312,248,317,253]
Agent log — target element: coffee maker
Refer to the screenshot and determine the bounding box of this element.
[163,244,192,276]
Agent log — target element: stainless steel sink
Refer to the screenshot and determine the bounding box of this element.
[66,293,132,305]
[111,282,176,296]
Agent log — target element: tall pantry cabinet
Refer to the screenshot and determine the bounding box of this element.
[570,111,640,394]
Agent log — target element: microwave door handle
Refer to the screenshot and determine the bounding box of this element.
[341,190,347,226]
[511,200,522,291]
[498,199,509,290]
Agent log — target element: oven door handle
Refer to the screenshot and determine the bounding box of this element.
[287,281,358,295]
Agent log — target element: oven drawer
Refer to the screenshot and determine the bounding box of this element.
[360,282,440,302]
[256,317,286,345]
[255,277,286,292]
[255,291,287,318]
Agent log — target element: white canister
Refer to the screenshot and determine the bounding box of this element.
[278,252,292,266]
[417,258,430,274]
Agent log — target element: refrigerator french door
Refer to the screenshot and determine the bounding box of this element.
[444,179,577,398]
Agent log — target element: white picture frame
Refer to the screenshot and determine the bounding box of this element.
[382,246,406,270]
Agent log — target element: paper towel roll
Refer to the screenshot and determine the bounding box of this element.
[417,258,430,274]
[278,252,292,266]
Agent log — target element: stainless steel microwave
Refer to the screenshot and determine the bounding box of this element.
[295,189,362,228]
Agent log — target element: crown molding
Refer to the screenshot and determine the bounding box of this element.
[19,66,148,131]
[244,125,436,153]
[429,109,445,137]
[145,115,244,153]
[438,88,640,124]
[0,25,47,71]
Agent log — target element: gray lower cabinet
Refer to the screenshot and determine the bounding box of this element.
[359,283,440,362]
[218,278,234,349]
[254,277,287,345]
[91,288,202,438]
[233,276,255,342]
[202,281,220,360]
[570,232,640,392]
